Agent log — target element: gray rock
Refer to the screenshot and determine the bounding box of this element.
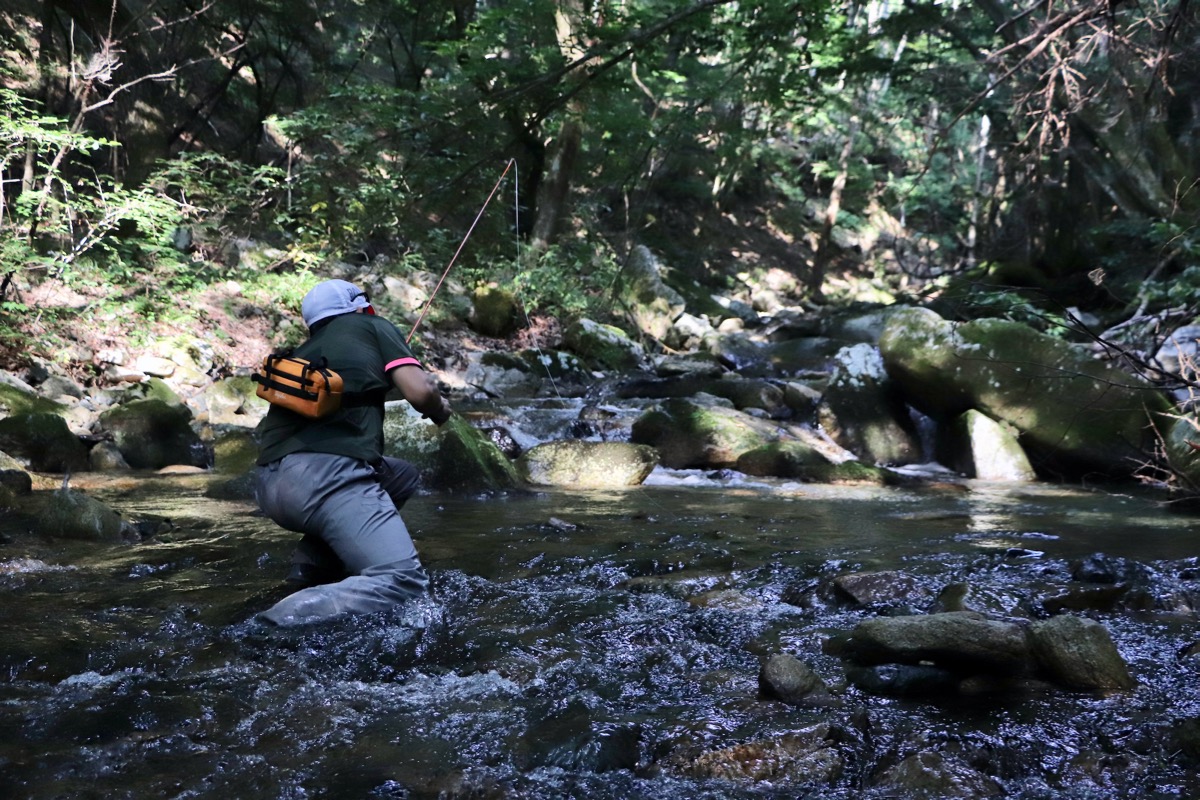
[759,653,833,705]
[833,570,931,608]
[630,397,778,469]
[817,344,920,465]
[874,751,1004,797]
[938,409,1036,481]
[516,440,658,487]
[828,611,1031,675]
[88,442,131,471]
[617,245,687,341]
[25,489,134,541]
[563,318,645,371]
[1029,614,1136,691]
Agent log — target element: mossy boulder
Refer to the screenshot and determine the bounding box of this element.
[0,413,90,472]
[736,441,831,477]
[382,403,443,472]
[879,306,1170,476]
[817,344,920,466]
[212,428,260,474]
[631,397,778,469]
[23,489,133,542]
[202,375,262,426]
[517,441,659,488]
[432,415,523,492]
[616,245,687,341]
[563,318,645,371]
[0,378,66,417]
[470,284,521,338]
[98,398,208,470]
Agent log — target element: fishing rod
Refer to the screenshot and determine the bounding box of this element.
[406,158,516,344]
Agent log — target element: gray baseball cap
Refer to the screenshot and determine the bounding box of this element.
[301,279,374,328]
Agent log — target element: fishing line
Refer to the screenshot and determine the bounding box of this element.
[407,158,515,344]
[511,160,563,401]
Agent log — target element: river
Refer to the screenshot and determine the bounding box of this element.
[1,470,1198,798]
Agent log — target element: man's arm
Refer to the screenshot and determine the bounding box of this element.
[390,365,452,425]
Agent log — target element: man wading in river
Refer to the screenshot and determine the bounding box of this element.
[252,279,452,626]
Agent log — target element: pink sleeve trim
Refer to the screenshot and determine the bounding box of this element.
[385,356,423,372]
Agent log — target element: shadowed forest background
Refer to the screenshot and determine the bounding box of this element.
[1,0,1197,373]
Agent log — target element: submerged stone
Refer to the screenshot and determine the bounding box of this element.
[759,653,834,706]
[681,724,843,785]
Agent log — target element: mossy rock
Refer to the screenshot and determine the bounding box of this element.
[563,318,645,371]
[0,381,66,417]
[98,398,207,469]
[470,284,521,338]
[630,397,777,469]
[0,412,89,472]
[433,415,523,492]
[212,428,260,474]
[879,306,1170,476]
[23,489,132,541]
[516,441,659,488]
[736,441,831,477]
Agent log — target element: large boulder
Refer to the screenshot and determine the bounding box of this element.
[1159,411,1200,490]
[0,412,90,472]
[469,283,521,338]
[431,415,523,492]
[817,344,921,466]
[616,245,687,341]
[630,397,778,469]
[879,307,1170,476]
[563,318,645,371]
[736,440,832,477]
[98,398,209,470]
[21,489,134,541]
[199,375,263,427]
[516,441,659,488]
[0,374,67,417]
[382,402,443,472]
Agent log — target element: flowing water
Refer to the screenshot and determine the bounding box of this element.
[2,470,1199,798]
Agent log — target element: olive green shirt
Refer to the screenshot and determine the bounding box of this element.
[255,312,423,465]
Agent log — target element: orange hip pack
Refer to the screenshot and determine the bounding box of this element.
[252,353,344,418]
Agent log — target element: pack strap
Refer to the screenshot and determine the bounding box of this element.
[250,371,387,408]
